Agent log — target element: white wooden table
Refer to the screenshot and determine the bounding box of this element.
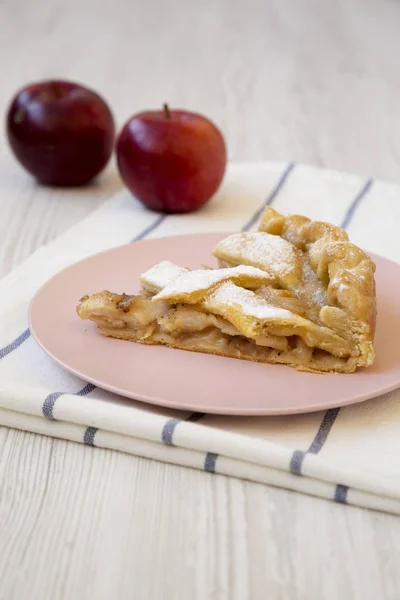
[1,1,400,598]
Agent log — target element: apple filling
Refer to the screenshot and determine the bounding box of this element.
[77,262,367,373]
[77,291,354,372]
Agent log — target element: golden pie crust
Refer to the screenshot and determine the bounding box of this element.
[77,208,376,373]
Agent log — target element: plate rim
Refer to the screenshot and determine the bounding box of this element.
[28,232,400,416]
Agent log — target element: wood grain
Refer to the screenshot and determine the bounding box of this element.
[1,0,400,598]
[0,429,399,600]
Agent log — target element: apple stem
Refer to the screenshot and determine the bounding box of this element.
[163,103,171,120]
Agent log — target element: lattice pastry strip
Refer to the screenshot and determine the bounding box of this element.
[138,262,352,355]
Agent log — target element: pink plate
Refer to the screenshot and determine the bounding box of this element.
[29,233,400,415]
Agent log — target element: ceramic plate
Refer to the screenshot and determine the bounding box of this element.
[29,233,400,415]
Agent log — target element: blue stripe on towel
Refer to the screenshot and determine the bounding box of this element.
[289,450,307,475]
[308,408,341,454]
[83,426,98,446]
[131,214,166,242]
[241,162,296,232]
[161,419,181,445]
[42,383,96,419]
[204,452,218,473]
[0,328,31,360]
[185,412,206,422]
[334,484,349,504]
[340,179,373,230]
[290,408,341,474]
[161,412,207,446]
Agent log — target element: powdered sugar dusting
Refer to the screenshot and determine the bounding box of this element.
[206,281,296,321]
[140,261,188,293]
[213,232,300,280]
[301,260,329,306]
[153,265,272,301]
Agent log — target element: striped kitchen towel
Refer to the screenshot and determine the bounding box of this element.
[1,162,400,515]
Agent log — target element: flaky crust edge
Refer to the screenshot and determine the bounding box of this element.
[259,207,377,342]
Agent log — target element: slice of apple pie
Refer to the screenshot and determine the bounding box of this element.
[77,208,376,373]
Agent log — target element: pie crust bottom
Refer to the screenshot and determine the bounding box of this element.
[86,298,372,374]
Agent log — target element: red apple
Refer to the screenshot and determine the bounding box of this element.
[116,105,227,213]
[6,80,115,186]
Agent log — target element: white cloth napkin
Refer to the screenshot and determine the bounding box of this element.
[1,162,400,515]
